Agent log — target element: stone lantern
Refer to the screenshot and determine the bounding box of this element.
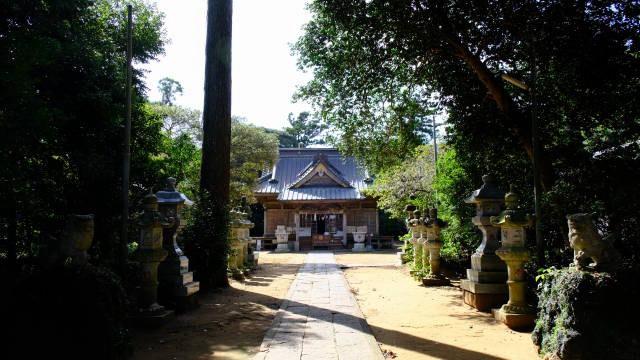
[60,214,95,265]
[134,193,173,325]
[422,208,450,286]
[155,177,199,311]
[460,175,508,311]
[275,225,290,252]
[490,188,535,329]
[352,230,367,252]
[228,202,255,278]
[408,210,425,273]
[403,203,417,256]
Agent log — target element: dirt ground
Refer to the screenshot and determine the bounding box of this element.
[133,251,540,360]
[132,252,306,360]
[335,251,540,360]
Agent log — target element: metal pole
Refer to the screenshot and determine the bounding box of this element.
[120,4,133,274]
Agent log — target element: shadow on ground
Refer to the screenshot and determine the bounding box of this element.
[132,258,515,360]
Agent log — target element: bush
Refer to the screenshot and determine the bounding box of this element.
[9,263,130,359]
[532,267,640,360]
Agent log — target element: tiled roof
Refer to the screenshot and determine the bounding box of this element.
[255,148,372,201]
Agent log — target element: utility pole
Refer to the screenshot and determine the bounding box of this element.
[432,115,438,174]
[120,4,133,275]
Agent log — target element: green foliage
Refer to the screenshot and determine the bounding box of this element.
[10,263,130,359]
[157,77,183,105]
[284,111,327,147]
[261,127,299,148]
[0,0,166,267]
[296,0,640,264]
[181,191,230,291]
[150,102,202,141]
[364,145,436,219]
[230,118,279,205]
[434,149,479,261]
[532,267,639,359]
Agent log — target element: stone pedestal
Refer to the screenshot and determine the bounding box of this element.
[422,209,450,286]
[229,208,255,278]
[156,178,199,312]
[133,194,174,326]
[60,214,95,265]
[490,189,535,329]
[460,175,508,311]
[352,232,367,252]
[407,210,424,273]
[275,225,289,252]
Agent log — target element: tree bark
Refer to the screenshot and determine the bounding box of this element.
[447,38,554,191]
[200,0,232,289]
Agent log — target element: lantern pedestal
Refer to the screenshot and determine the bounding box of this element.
[490,189,536,329]
[132,194,174,327]
[156,178,199,312]
[460,175,508,311]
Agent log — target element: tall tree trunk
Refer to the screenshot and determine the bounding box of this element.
[200,0,232,289]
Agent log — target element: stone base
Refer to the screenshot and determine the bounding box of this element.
[352,243,366,252]
[131,308,174,328]
[492,308,536,330]
[175,293,200,313]
[461,278,508,312]
[462,290,508,312]
[275,243,289,252]
[422,276,451,287]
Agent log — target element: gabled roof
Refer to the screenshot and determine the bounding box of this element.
[289,153,352,189]
[255,148,373,201]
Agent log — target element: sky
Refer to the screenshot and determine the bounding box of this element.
[142,0,313,131]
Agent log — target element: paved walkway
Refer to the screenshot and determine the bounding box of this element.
[255,252,384,360]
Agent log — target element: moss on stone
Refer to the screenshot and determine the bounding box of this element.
[532,267,639,360]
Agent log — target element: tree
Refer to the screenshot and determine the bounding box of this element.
[262,127,298,148]
[197,0,233,290]
[295,0,640,263]
[150,102,202,141]
[158,77,183,105]
[0,0,166,269]
[284,111,327,147]
[230,118,279,204]
[363,145,436,219]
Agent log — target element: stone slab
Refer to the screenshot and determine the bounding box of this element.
[466,269,507,283]
[492,308,536,330]
[275,243,290,253]
[470,253,506,272]
[422,277,451,287]
[460,279,508,294]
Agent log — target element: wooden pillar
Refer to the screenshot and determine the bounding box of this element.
[342,211,347,245]
[263,209,268,235]
[294,210,300,251]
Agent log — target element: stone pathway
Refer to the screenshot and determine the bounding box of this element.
[254,251,384,360]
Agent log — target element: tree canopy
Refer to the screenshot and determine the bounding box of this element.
[284,111,327,147]
[296,0,640,263]
[0,0,166,266]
